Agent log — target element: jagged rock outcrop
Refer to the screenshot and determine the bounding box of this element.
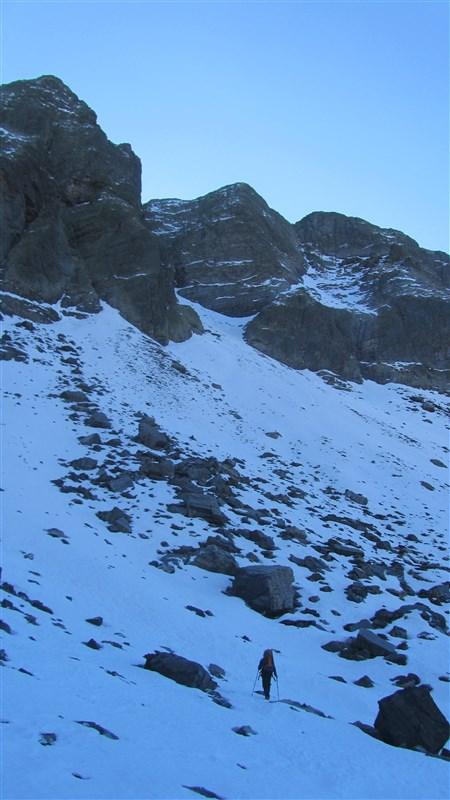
[0,75,201,343]
[144,183,305,316]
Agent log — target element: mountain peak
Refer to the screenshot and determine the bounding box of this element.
[295,210,419,255]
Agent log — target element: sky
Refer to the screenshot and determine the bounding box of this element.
[1,0,449,252]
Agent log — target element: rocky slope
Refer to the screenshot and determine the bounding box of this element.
[2,298,449,799]
[0,75,200,342]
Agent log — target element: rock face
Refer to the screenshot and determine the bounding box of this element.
[374,686,450,754]
[144,183,305,316]
[0,75,200,343]
[246,213,450,390]
[229,565,295,617]
[143,652,217,692]
[145,185,449,389]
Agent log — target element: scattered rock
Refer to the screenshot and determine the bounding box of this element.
[46,527,68,542]
[169,492,228,526]
[60,390,89,403]
[97,507,132,533]
[39,732,57,746]
[137,416,171,450]
[183,786,224,800]
[108,473,135,493]
[70,457,98,471]
[344,490,368,506]
[192,544,238,576]
[327,537,364,558]
[280,699,333,719]
[79,433,102,446]
[143,651,217,691]
[140,456,175,480]
[75,720,119,740]
[418,581,450,606]
[232,725,257,736]
[85,412,112,429]
[85,616,103,627]
[389,626,408,639]
[83,639,102,650]
[354,675,374,688]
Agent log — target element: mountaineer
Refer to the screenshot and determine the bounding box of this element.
[258,648,278,700]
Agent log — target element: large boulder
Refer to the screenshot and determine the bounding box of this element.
[229,565,295,617]
[143,652,217,692]
[374,686,450,754]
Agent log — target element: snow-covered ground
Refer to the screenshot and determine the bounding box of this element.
[2,299,449,799]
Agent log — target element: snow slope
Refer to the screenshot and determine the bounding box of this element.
[2,299,449,800]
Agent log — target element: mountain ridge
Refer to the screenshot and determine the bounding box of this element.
[2,74,449,390]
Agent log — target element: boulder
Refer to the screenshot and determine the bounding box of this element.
[143,652,217,692]
[229,565,295,617]
[108,473,134,493]
[170,491,228,526]
[375,686,450,754]
[344,489,368,506]
[97,507,131,533]
[137,416,171,450]
[70,457,98,471]
[326,537,364,558]
[418,581,450,606]
[85,411,112,429]
[140,456,174,480]
[192,544,238,576]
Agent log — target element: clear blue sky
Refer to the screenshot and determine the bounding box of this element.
[1,0,449,252]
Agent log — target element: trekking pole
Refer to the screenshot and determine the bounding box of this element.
[251,670,260,695]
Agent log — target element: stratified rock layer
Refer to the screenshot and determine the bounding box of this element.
[144,183,305,316]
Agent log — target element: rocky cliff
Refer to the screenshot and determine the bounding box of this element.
[2,75,448,389]
[0,75,200,342]
[146,195,450,390]
[145,183,304,316]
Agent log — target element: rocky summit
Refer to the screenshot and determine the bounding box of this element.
[0,75,200,343]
